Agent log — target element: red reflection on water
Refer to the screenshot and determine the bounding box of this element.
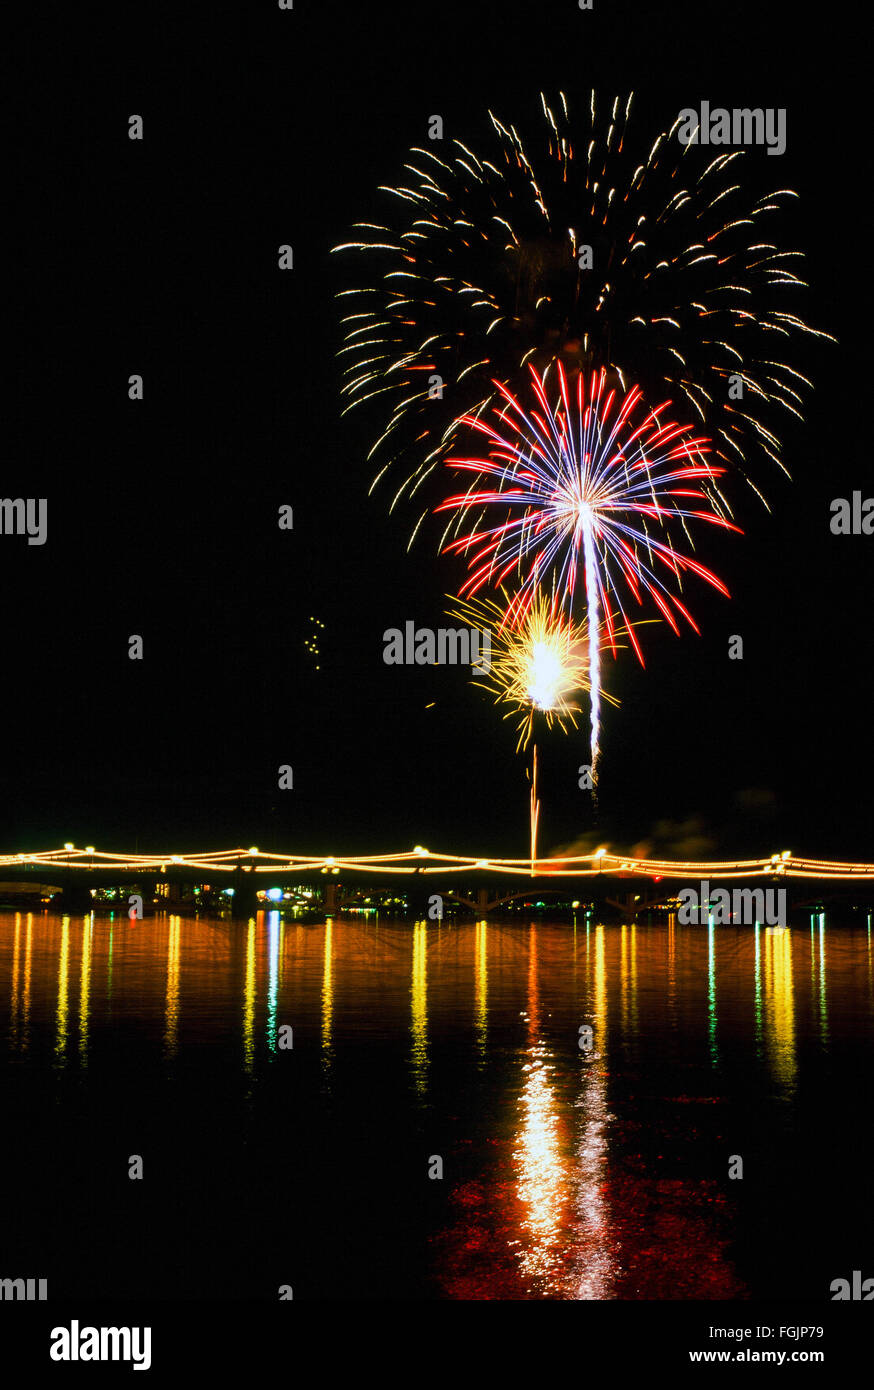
[435,923,749,1300]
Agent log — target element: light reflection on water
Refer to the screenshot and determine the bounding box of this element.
[164,914,181,1059]
[2,908,872,1300]
[474,919,487,1061]
[321,916,333,1073]
[54,915,70,1063]
[410,920,428,1095]
[513,928,568,1289]
[574,922,611,1300]
[765,924,795,1095]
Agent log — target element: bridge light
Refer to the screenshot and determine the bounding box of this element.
[85,846,95,855]
[64,842,74,851]
[331,867,339,875]
[595,847,607,859]
[171,855,181,863]
[413,845,429,856]
[248,846,259,855]
[781,850,791,859]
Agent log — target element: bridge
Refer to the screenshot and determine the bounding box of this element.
[0,845,872,918]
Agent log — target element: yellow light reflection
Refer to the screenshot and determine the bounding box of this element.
[164,915,181,1058]
[243,917,256,1073]
[79,915,93,1063]
[764,926,796,1094]
[54,916,71,1062]
[322,920,334,1070]
[474,919,488,1059]
[410,921,428,1095]
[10,913,21,1047]
[21,914,33,1052]
[754,922,763,1052]
[818,918,828,1044]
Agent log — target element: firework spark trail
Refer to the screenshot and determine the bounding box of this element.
[580,513,601,777]
[530,742,539,874]
[440,365,740,767]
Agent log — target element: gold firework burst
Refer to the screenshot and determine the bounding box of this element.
[448,589,623,752]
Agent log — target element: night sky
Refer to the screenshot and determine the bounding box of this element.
[11,0,871,862]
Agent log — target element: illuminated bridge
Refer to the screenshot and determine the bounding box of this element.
[0,845,872,918]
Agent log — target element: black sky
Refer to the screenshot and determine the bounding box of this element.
[10,1,872,861]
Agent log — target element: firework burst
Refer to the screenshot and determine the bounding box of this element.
[447,589,621,753]
[440,363,740,772]
[333,91,832,539]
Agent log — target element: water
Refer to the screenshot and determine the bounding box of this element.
[2,910,872,1300]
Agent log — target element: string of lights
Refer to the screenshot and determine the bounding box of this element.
[1,846,872,880]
